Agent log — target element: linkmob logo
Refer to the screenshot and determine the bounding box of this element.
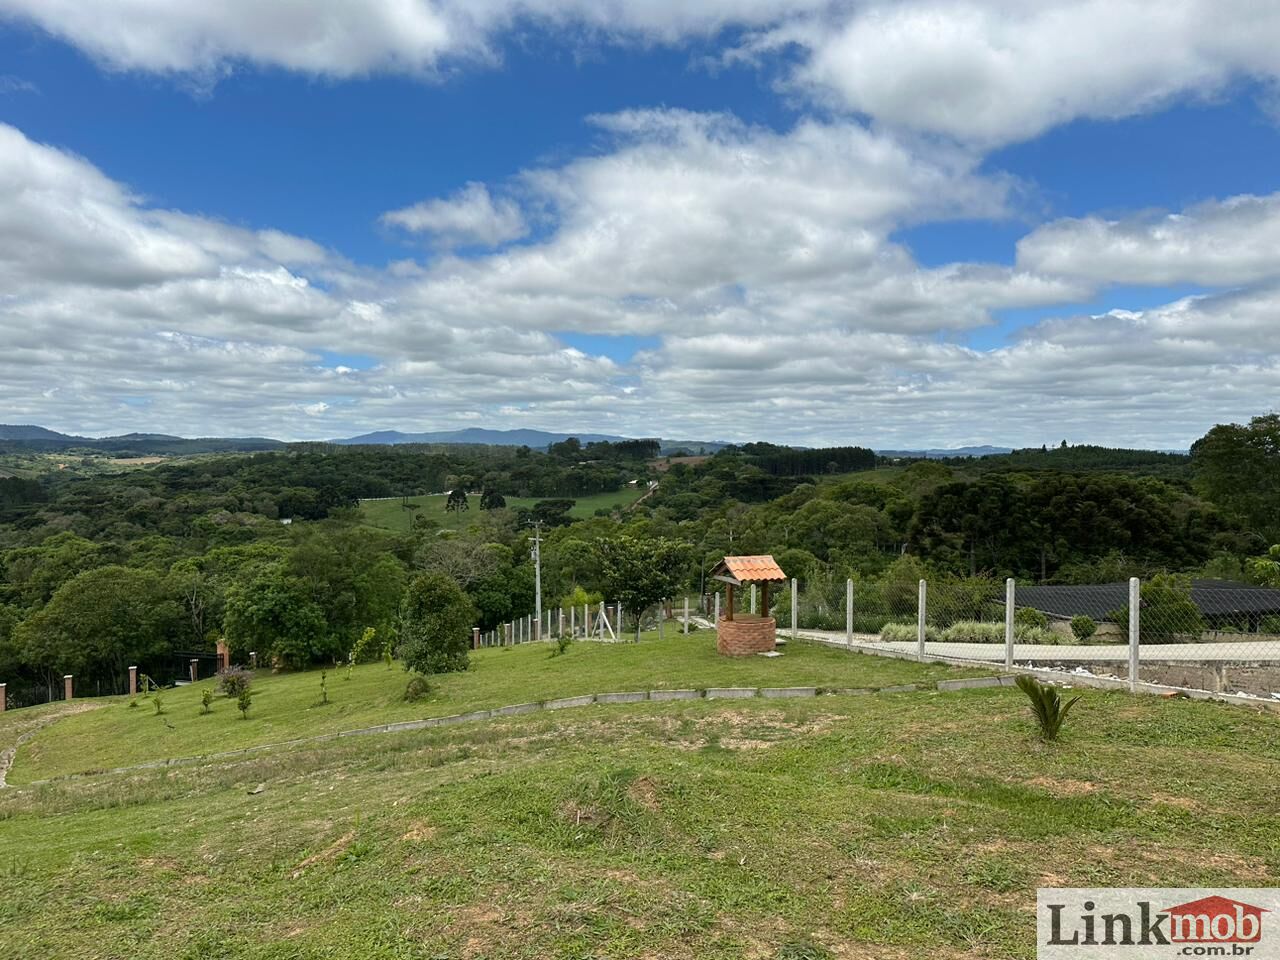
[1038,889,1280,959]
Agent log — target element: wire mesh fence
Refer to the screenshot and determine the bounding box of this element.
[782,575,1280,702]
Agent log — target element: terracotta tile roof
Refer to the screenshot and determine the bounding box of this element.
[716,555,788,583]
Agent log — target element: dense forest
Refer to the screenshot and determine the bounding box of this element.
[1,415,1278,706]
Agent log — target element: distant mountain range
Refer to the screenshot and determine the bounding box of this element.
[0,424,727,456]
[877,445,1014,459]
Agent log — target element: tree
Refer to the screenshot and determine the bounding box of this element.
[14,566,182,686]
[591,536,692,639]
[1110,574,1205,644]
[397,572,476,675]
[445,488,469,513]
[223,566,331,669]
[480,488,506,510]
[1192,414,1280,543]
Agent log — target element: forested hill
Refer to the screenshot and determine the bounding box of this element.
[934,444,1191,478]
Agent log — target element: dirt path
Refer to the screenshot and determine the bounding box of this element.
[0,703,104,789]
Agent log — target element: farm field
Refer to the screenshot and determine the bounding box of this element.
[359,487,646,533]
[1,641,1276,959]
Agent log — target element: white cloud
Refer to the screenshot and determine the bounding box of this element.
[0,0,828,79]
[1017,193,1280,287]
[783,0,1280,144]
[382,182,527,247]
[3,114,1279,448]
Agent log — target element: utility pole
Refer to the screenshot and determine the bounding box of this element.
[529,521,544,642]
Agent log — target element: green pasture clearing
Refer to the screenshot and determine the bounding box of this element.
[5,631,975,783]
[359,487,645,533]
[1,679,1276,959]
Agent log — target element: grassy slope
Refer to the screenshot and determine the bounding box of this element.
[1,685,1276,959]
[359,488,644,534]
[7,632,974,783]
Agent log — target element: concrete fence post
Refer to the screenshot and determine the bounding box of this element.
[658,600,664,640]
[583,603,589,637]
[189,659,199,683]
[0,683,6,713]
[1128,576,1141,691]
[249,651,258,669]
[472,627,480,650]
[683,596,689,634]
[846,578,854,647]
[64,674,73,700]
[128,665,138,697]
[559,608,565,639]
[570,605,576,637]
[1004,577,1015,670]
[791,577,798,640]
[917,579,928,661]
[618,602,626,640]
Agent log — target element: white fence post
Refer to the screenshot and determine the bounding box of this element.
[791,577,798,640]
[1129,576,1141,691]
[583,603,589,638]
[917,579,927,661]
[714,592,720,623]
[845,578,853,647]
[570,605,576,638]
[683,596,689,634]
[1004,577,1015,671]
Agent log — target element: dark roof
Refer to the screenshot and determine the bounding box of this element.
[1014,580,1280,621]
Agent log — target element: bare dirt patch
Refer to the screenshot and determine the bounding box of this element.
[291,831,355,878]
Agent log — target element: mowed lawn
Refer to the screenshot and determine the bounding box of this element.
[1,680,1277,959]
[360,488,645,533]
[5,632,976,783]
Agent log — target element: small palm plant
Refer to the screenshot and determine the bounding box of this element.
[1015,675,1081,741]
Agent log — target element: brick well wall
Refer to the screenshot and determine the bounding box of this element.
[717,615,777,656]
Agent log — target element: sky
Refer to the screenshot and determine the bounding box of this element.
[1,2,1279,449]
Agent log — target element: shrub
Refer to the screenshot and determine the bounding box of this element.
[397,572,477,675]
[1260,615,1280,635]
[217,666,252,699]
[152,692,164,715]
[350,626,379,666]
[237,687,252,719]
[1016,626,1058,645]
[1015,675,1081,741]
[551,634,573,658]
[200,689,213,715]
[940,620,1004,643]
[1014,607,1049,632]
[878,621,936,643]
[403,674,431,702]
[319,669,329,705]
[1070,615,1097,642]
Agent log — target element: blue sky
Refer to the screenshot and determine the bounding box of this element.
[1,1,1278,448]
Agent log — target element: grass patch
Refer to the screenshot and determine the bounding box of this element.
[6,631,976,783]
[1,686,1276,959]
[359,488,645,533]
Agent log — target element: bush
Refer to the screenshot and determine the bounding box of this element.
[1260,615,1280,635]
[1070,615,1097,642]
[200,689,213,715]
[237,688,252,719]
[550,634,573,658]
[878,621,936,643]
[1014,607,1049,632]
[397,572,477,675]
[940,620,1004,643]
[217,666,252,699]
[403,674,431,702]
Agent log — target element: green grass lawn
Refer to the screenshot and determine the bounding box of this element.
[359,488,645,534]
[1,679,1276,959]
[5,631,975,784]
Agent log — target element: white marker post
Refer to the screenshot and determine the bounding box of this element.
[1128,576,1141,691]
[917,579,928,661]
[845,578,853,647]
[1004,577,1015,670]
